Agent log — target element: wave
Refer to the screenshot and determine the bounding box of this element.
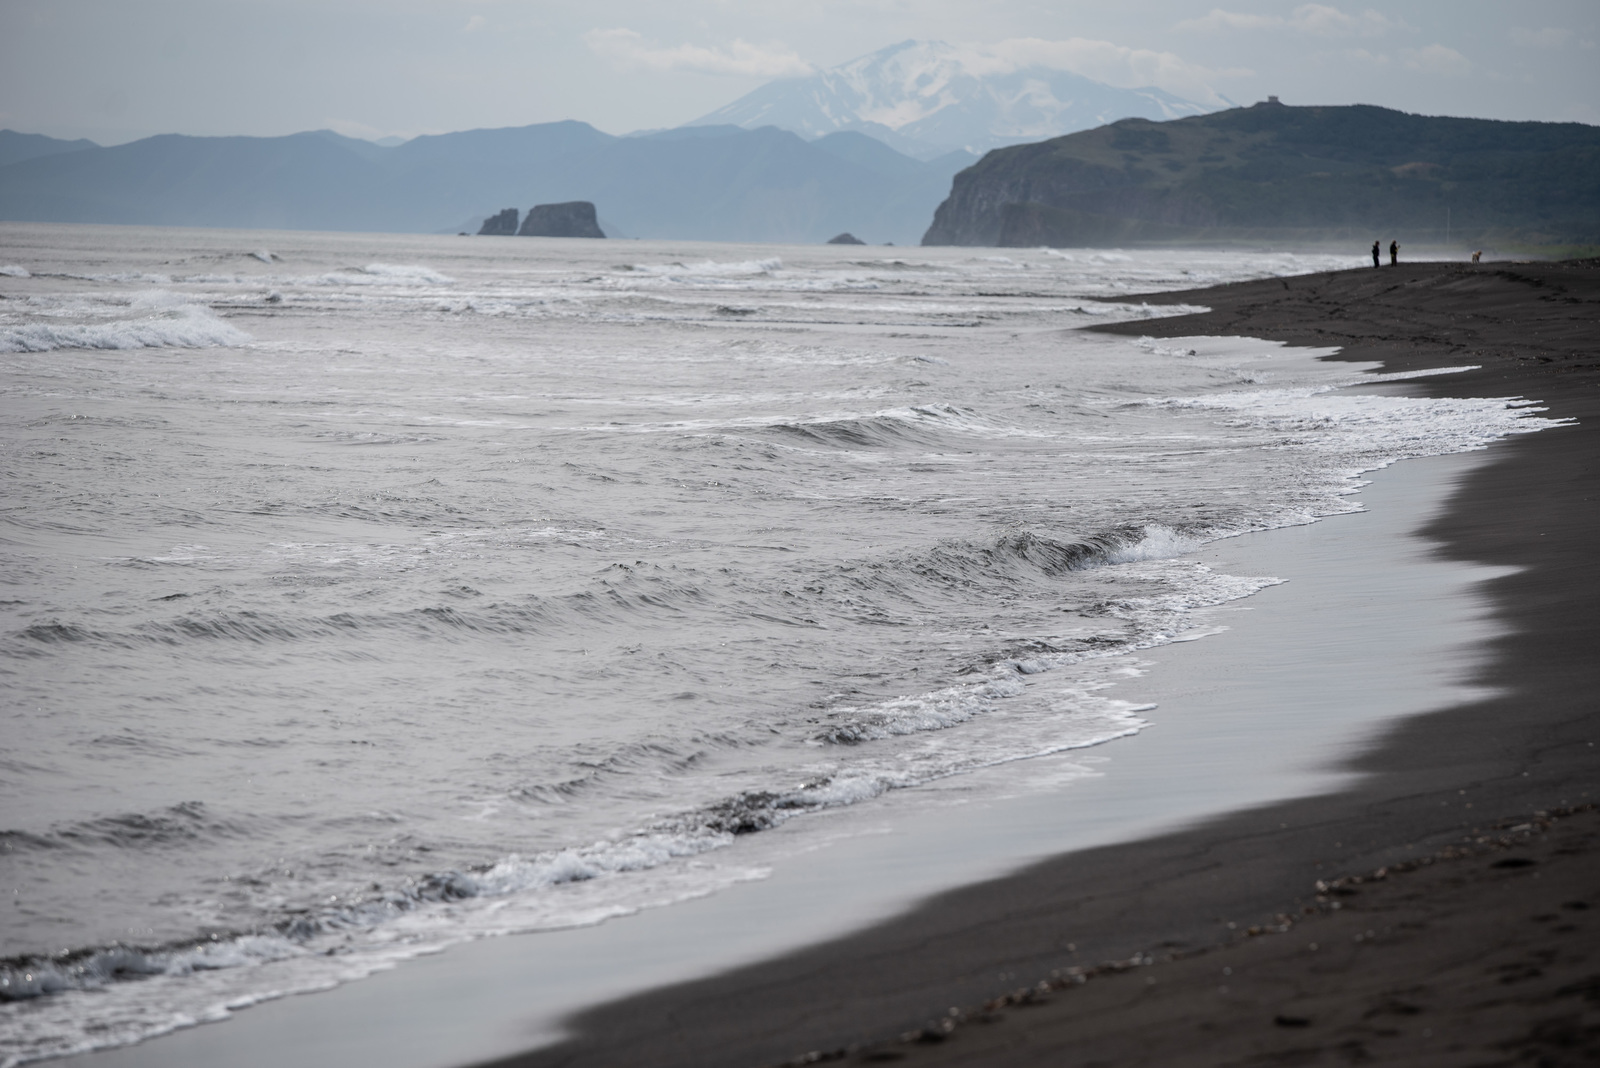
[617,259,780,282]
[1133,375,1562,462]
[0,264,30,278]
[577,403,1028,446]
[11,526,1208,653]
[0,295,249,353]
[1,802,248,855]
[299,263,455,286]
[763,404,985,450]
[1131,336,1200,358]
[0,934,306,1003]
[760,403,1037,451]
[0,684,1142,1009]
[0,529,1270,1037]
[627,258,782,277]
[55,271,175,284]
[895,525,1206,592]
[11,580,711,652]
[814,676,1027,743]
[848,259,927,270]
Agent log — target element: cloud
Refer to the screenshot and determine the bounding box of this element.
[1177,4,1401,38]
[981,37,1246,107]
[1401,44,1471,75]
[1510,27,1574,49]
[584,29,813,78]
[462,14,486,33]
[1341,48,1390,66]
[1290,4,1399,36]
[1174,9,1281,32]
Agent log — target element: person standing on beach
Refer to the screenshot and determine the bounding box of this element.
[1372,241,1381,268]
[1390,240,1399,265]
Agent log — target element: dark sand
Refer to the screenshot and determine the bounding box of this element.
[484,260,1600,1068]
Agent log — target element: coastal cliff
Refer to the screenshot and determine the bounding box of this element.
[922,102,1600,248]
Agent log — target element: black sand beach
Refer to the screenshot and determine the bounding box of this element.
[483,260,1600,1068]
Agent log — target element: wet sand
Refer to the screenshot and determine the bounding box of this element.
[484,259,1600,1068]
[805,804,1600,1067]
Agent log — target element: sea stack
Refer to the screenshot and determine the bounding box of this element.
[827,232,866,245]
[518,202,606,238]
[477,208,519,235]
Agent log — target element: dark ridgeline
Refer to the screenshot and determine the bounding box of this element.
[922,101,1600,248]
[477,208,519,235]
[517,201,606,238]
[826,232,867,244]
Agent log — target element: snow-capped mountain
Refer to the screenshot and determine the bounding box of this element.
[688,40,1221,160]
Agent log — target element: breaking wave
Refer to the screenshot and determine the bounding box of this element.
[0,295,249,353]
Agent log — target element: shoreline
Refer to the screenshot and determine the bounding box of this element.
[57,445,1501,1068]
[482,260,1600,1067]
[47,260,1599,1068]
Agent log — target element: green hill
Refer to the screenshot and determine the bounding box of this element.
[921,101,1600,248]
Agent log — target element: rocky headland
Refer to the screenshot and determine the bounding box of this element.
[921,101,1600,248]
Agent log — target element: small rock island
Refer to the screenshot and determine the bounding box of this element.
[826,232,866,245]
[477,208,519,235]
[519,201,606,238]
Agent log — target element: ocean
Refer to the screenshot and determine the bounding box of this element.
[0,224,1558,1066]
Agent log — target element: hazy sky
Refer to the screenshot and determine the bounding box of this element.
[2,1,1595,145]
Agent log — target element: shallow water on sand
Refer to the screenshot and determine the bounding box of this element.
[0,225,1558,1064]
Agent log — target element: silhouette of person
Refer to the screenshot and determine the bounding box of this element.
[1372,241,1380,268]
[1390,240,1399,265]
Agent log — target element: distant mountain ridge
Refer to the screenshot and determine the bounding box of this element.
[0,122,968,245]
[922,102,1600,247]
[0,129,98,169]
[689,40,1217,159]
[0,40,1233,244]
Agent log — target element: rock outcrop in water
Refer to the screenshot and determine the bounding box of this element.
[518,201,605,238]
[921,102,1600,248]
[477,208,519,235]
[826,232,866,245]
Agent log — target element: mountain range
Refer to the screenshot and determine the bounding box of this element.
[691,40,1217,160]
[922,101,1600,248]
[0,122,968,245]
[6,42,1592,248]
[0,39,1230,243]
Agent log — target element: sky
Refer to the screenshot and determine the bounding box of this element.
[1,0,1596,145]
